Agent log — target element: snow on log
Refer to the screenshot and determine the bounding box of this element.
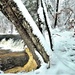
[0,0,50,64]
[13,0,51,55]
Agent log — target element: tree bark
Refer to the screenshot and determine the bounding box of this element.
[0,0,49,64]
[54,0,59,28]
[0,0,40,66]
[41,0,53,51]
[0,49,29,71]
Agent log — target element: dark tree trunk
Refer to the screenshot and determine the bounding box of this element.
[54,0,59,28]
[41,0,53,51]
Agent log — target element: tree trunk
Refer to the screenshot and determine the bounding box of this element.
[54,0,59,28]
[0,49,29,71]
[0,0,49,64]
[41,0,53,51]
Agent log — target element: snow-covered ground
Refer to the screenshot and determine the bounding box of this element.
[0,29,75,75]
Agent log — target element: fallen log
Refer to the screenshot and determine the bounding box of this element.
[4,48,40,73]
[0,49,29,71]
[0,49,11,55]
[0,48,41,73]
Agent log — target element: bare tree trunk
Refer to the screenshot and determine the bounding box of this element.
[0,0,49,64]
[54,0,59,28]
[41,0,53,51]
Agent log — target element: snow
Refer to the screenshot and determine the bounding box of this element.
[41,0,52,32]
[0,38,24,52]
[52,29,75,72]
[13,0,52,56]
[0,0,75,75]
[37,5,44,22]
[59,0,64,11]
[1,28,75,75]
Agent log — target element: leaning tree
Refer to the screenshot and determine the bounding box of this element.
[0,0,50,73]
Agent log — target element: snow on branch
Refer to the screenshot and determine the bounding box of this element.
[41,0,52,31]
[13,0,51,55]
